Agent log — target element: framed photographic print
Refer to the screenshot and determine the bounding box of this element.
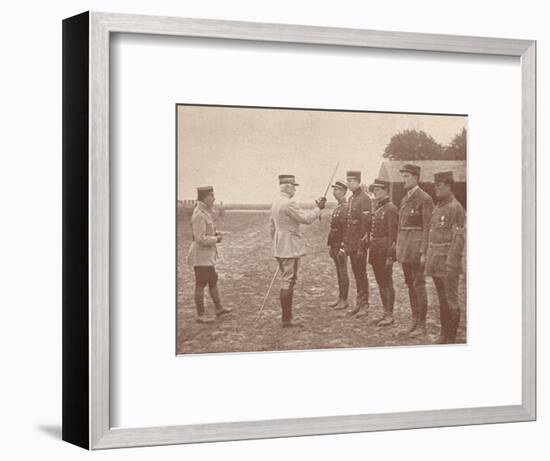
[63,11,536,449]
[176,104,469,353]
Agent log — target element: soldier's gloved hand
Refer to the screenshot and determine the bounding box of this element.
[215,231,223,243]
[315,197,327,210]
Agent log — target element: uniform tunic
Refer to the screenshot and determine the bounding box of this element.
[327,199,348,248]
[187,202,218,267]
[344,188,372,304]
[425,195,466,277]
[396,186,434,323]
[396,186,434,263]
[270,192,320,290]
[368,197,399,265]
[270,192,320,258]
[344,189,372,252]
[368,196,399,313]
[327,198,349,301]
[425,193,466,342]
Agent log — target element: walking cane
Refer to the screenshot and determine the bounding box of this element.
[255,266,280,321]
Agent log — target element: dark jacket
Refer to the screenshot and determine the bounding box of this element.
[368,197,399,262]
[425,194,466,277]
[396,186,434,264]
[327,198,348,247]
[344,188,372,253]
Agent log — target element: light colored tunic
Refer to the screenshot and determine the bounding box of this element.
[270,192,320,258]
[187,202,218,267]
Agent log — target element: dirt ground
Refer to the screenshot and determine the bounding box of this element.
[176,209,467,354]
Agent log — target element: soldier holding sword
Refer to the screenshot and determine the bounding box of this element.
[269,174,327,328]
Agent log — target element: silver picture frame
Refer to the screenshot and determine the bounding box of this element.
[62,11,536,449]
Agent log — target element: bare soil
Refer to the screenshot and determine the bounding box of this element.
[177,209,467,354]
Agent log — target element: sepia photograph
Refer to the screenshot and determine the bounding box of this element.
[176,104,467,355]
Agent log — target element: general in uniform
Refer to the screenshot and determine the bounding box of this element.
[368,179,399,326]
[396,164,434,337]
[327,180,349,310]
[186,186,232,323]
[425,171,466,344]
[344,170,372,317]
[270,175,326,327]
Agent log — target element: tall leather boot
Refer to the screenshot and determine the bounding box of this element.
[436,312,449,343]
[373,286,388,324]
[377,287,395,326]
[209,285,232,318]
[348,292,362,316]
[388,286,395,314]
[409,318,426,338]
[288,288,294,319]
[410,288,428,337]
[281,288,303,328]
[195,287,212,323]
[405,286,418,333]
[446,309,460,344]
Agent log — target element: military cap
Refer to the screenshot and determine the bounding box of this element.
[346,170,362,182]
[433,171,454,185]
[368,178,391,192]
[331,180,348,191]
[278,174,299,186]
[197,186,214,201]
[399,163,421,177]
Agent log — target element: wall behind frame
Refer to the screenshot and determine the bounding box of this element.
[0,0,544,460]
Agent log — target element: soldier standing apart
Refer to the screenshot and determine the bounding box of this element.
[368,179,399,326]
[425,172,466,344]
[270,175,327,328]
[187,186,232,323]
[327,181,349,310]
[344,171,372,317]
[396,164,434,337]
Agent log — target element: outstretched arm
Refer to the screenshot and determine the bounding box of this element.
[286,200,321,224]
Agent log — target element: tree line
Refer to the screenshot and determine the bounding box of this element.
[383,128,467,161]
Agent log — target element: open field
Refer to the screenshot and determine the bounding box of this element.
[177,209,467,354]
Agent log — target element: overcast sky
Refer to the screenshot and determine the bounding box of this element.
[177,105,466,204]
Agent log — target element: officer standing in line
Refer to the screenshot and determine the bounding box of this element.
[327,180,349,310]
[396,164,434,337]
[344,170,372,317]
[187,186,232,323]
[368,179,399,326]
[270,175,327,328]
[425,172,466,344]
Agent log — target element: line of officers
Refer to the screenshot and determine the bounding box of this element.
[187,164,465,344]
[322,165,466,344]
